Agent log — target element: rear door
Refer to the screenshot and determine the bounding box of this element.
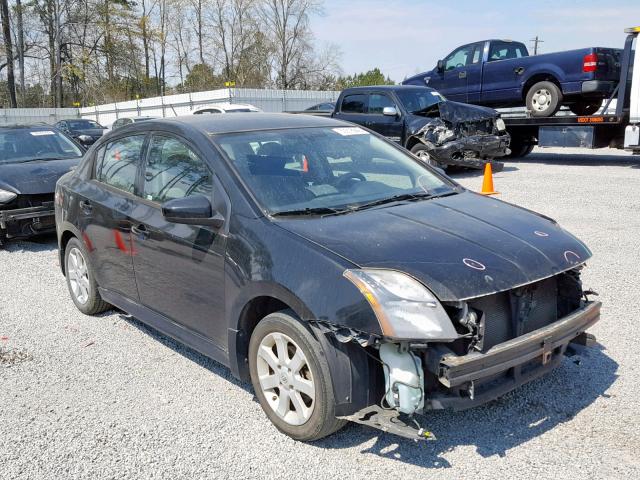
[365,93,404,143]
[128,133,228,347]
[77,134,147,301]
[333,93,369,126]
[480,41,528,103]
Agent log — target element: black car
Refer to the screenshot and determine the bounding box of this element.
[55,114,600,441]
[0,125,83,245]
[55,119,106,146]
[332,85,510,170]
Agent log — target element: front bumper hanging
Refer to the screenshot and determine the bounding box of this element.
[0,202,56,239]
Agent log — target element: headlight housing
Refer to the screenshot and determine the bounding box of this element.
[0,189,18,204]
[495,118,506,131]
[343,269,458,341]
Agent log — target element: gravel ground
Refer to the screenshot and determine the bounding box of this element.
[1,147,639,479]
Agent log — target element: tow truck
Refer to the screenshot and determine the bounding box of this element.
[503,26,640,157]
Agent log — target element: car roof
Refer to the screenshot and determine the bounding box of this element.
[342,85,436,93]
[132,113,348,135]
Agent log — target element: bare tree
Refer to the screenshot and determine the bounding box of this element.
[1,0,17,106]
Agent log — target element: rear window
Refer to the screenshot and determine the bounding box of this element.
[96,135,145,194]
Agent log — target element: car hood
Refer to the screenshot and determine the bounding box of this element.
[275,191,592,301]
[407,101,498,133]
[0,158,80,194]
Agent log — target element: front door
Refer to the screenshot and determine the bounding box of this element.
[78,134,147,301]
[129,133,228,347]
[365,93,404,143]
[430,44,476,102]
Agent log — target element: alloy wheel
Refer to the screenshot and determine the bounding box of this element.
[67,247,90,305]
[256,332,316,426]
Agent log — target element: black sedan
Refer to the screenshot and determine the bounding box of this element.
[55,119,106,146]
[0,125,83,245]
[55,114,601,441]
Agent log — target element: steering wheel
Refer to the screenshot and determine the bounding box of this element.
[335,171,366,190]
[456,63,464,69]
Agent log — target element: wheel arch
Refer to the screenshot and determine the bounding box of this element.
[58,227,81,275]
[522,72,562,100]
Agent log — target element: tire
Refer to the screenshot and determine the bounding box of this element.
[525,81,562,117]
[569,101,601,116]
[506,143,534,159]
[410,143,444,169]
[64,237,111,315]
[248,310,346,441]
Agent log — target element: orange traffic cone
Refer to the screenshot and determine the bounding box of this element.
[479,163,499,195]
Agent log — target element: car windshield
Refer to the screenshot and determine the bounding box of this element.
[396,89,445,114]
[67,119,103,129]
[0,128,83,164]
[215,126,455,215]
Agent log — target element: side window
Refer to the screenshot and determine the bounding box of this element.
[97,135,145,193]
[341,94,367,113]
[368,94,395,114]
[470,43,484,64]
[142,135,213,203]
[489,42,526,61]
[445,45,473,71]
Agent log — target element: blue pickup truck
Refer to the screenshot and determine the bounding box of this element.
[403,40,622,117]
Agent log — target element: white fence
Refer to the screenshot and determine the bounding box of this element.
[0,108,79,126]
[80,88,340,126]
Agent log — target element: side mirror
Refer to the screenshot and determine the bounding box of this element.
[382,106,398,116]
[161,195,224,228]
[437,59,445,72]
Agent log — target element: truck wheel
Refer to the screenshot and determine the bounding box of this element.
[410,144,444,169]
[526,81,562,117]
[506,143,534,158]
[248,310,346,441]
[569,101,601,116]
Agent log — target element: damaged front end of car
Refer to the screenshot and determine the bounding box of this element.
[408,101,511,170]
[0,191,56,244]
[318,266,600,442]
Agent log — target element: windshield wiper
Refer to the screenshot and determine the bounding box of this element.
[349,192,436,212]
[9,156,74,164]
[271,206,346,217]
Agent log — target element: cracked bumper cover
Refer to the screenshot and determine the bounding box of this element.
[424,301,601,410]
[427,134,511,166]
[0,202,56,237]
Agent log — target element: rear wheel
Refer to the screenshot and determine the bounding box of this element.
[569,101,602,116]
[65,237,111,315]
[526,81,562,117]
[248,310,345,441]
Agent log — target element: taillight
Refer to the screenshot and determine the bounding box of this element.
[583,53,598,72]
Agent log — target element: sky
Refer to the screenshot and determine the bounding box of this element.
[311,0,639,82]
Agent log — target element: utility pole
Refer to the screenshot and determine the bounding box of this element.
[530,36,544,55]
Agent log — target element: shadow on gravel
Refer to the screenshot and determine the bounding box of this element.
[1,233,58,253]
[315,345,618,468]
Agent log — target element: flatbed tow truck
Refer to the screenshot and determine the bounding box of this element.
[502,26,640,157]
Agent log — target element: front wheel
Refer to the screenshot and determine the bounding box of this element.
[410,143,444,169]
[248,310,345,441]
[526,81,562,117]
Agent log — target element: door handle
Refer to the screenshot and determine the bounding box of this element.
[79,200,92,214]
[514,66,525,75]
[458,71,467,79]
[131,224,150,240]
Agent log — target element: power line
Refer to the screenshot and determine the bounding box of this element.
[530,36,544,55]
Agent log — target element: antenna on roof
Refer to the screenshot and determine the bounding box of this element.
[530,36,544,55]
